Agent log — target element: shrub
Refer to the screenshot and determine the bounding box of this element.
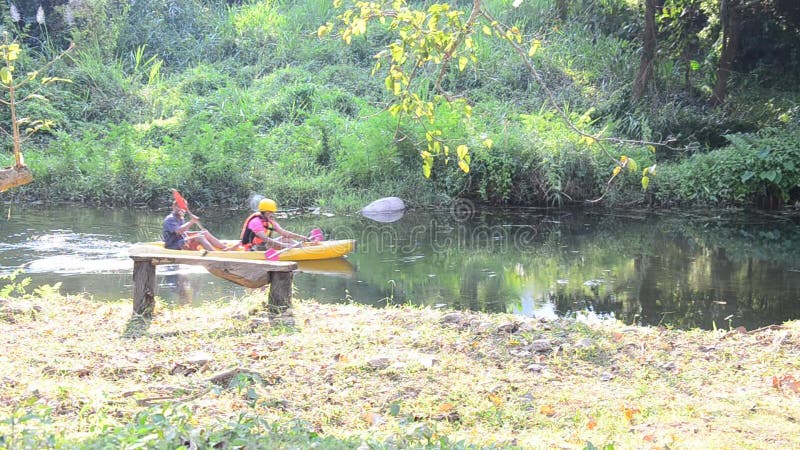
[654,125,800,206]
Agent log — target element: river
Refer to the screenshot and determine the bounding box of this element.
[2,203,799,330]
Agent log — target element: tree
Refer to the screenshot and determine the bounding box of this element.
[0,32,72,192]
[711,0,743,105]
[320,0,658,198]
[632,0,658,102]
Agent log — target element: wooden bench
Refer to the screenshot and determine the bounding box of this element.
[129,245,298,319]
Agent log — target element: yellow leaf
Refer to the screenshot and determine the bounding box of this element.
[333,0,342,7]
[483,138,493,149]
[620,155,628,165]
[456,144,468,160]
[648,145,656,154]
[482,25,492,36]
[528,39,541,57]
[458,159,470,173]
[641,175,650,190]
[0,67,11,85]
[540,404,556,416]
[421,150,432,159]
[317,24,329,38]
[488,393,503,407]
[458,56,468,71]
[612,166,621,177]
[587,418,597,430]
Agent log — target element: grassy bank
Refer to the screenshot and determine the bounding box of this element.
[1,290,798,449]
[1,0,797,209]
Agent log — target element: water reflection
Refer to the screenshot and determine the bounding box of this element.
[1,204,799,330]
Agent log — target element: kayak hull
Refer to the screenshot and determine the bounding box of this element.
[138,239,356,261]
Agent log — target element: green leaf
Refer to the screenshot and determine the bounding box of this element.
[760,170,779,183]
[740,171,755,182]
[641,175,650,190]
[689,60,700,71]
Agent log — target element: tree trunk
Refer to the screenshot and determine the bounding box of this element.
[632,0,658,101]
[711,0,743,106]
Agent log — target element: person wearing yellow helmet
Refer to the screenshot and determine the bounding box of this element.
[239,198,312,251]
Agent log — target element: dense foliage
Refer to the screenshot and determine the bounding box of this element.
[0,0,797,209]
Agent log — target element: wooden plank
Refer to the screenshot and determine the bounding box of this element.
[0,165,33,192]
[128,249,297,272]
[206,265,272,289]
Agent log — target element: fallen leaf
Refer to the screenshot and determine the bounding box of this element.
[587,418,597,430]
[438,403,454,413]
[540,404,555,416]
[624,407,640,423]
[643,434,656,442]
[612,332,623,342]
[488,394,504,407]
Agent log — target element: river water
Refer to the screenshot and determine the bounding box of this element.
[2,203,799,330]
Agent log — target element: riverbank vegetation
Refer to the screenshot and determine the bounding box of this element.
[1,286,799,448]
[0,0,797,210]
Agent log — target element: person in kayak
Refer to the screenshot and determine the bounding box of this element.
[240,198,312,251]
[163,200,230,251]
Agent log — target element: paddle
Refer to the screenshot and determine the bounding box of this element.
[263,228,325,261]
[264,241,304,261]
[172,189,204,231]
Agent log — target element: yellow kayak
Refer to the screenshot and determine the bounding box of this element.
[138,239,356,261]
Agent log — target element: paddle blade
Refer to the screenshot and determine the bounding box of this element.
[264,248,280,261]
[309,228,324,242]
[172,189,188,211]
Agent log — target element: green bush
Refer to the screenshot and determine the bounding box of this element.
[655,126,800,206]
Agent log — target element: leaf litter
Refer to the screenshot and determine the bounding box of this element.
[1,293,799,448]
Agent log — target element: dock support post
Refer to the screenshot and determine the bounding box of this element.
[267,271,293,314]
[132,259,156,319]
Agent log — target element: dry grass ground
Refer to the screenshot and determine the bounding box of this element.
[1,292,799,449]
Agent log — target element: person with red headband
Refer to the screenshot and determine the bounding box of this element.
[163,201,230,251]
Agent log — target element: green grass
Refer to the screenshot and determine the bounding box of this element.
[1,286,799,449]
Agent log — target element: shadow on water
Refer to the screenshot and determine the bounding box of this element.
[2,204,800,330]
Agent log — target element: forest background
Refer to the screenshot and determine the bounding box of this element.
[0,0,799,211]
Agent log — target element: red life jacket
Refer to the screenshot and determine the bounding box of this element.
[240,213,274,250]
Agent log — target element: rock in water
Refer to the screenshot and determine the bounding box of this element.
[362,197,406,213]
[362,197,406,223]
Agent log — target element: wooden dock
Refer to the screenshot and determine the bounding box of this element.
[129,244,298,318]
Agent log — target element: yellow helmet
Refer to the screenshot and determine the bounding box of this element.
[258,198,278,212]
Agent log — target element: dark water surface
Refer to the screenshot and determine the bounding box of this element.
[2,204,799,330]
